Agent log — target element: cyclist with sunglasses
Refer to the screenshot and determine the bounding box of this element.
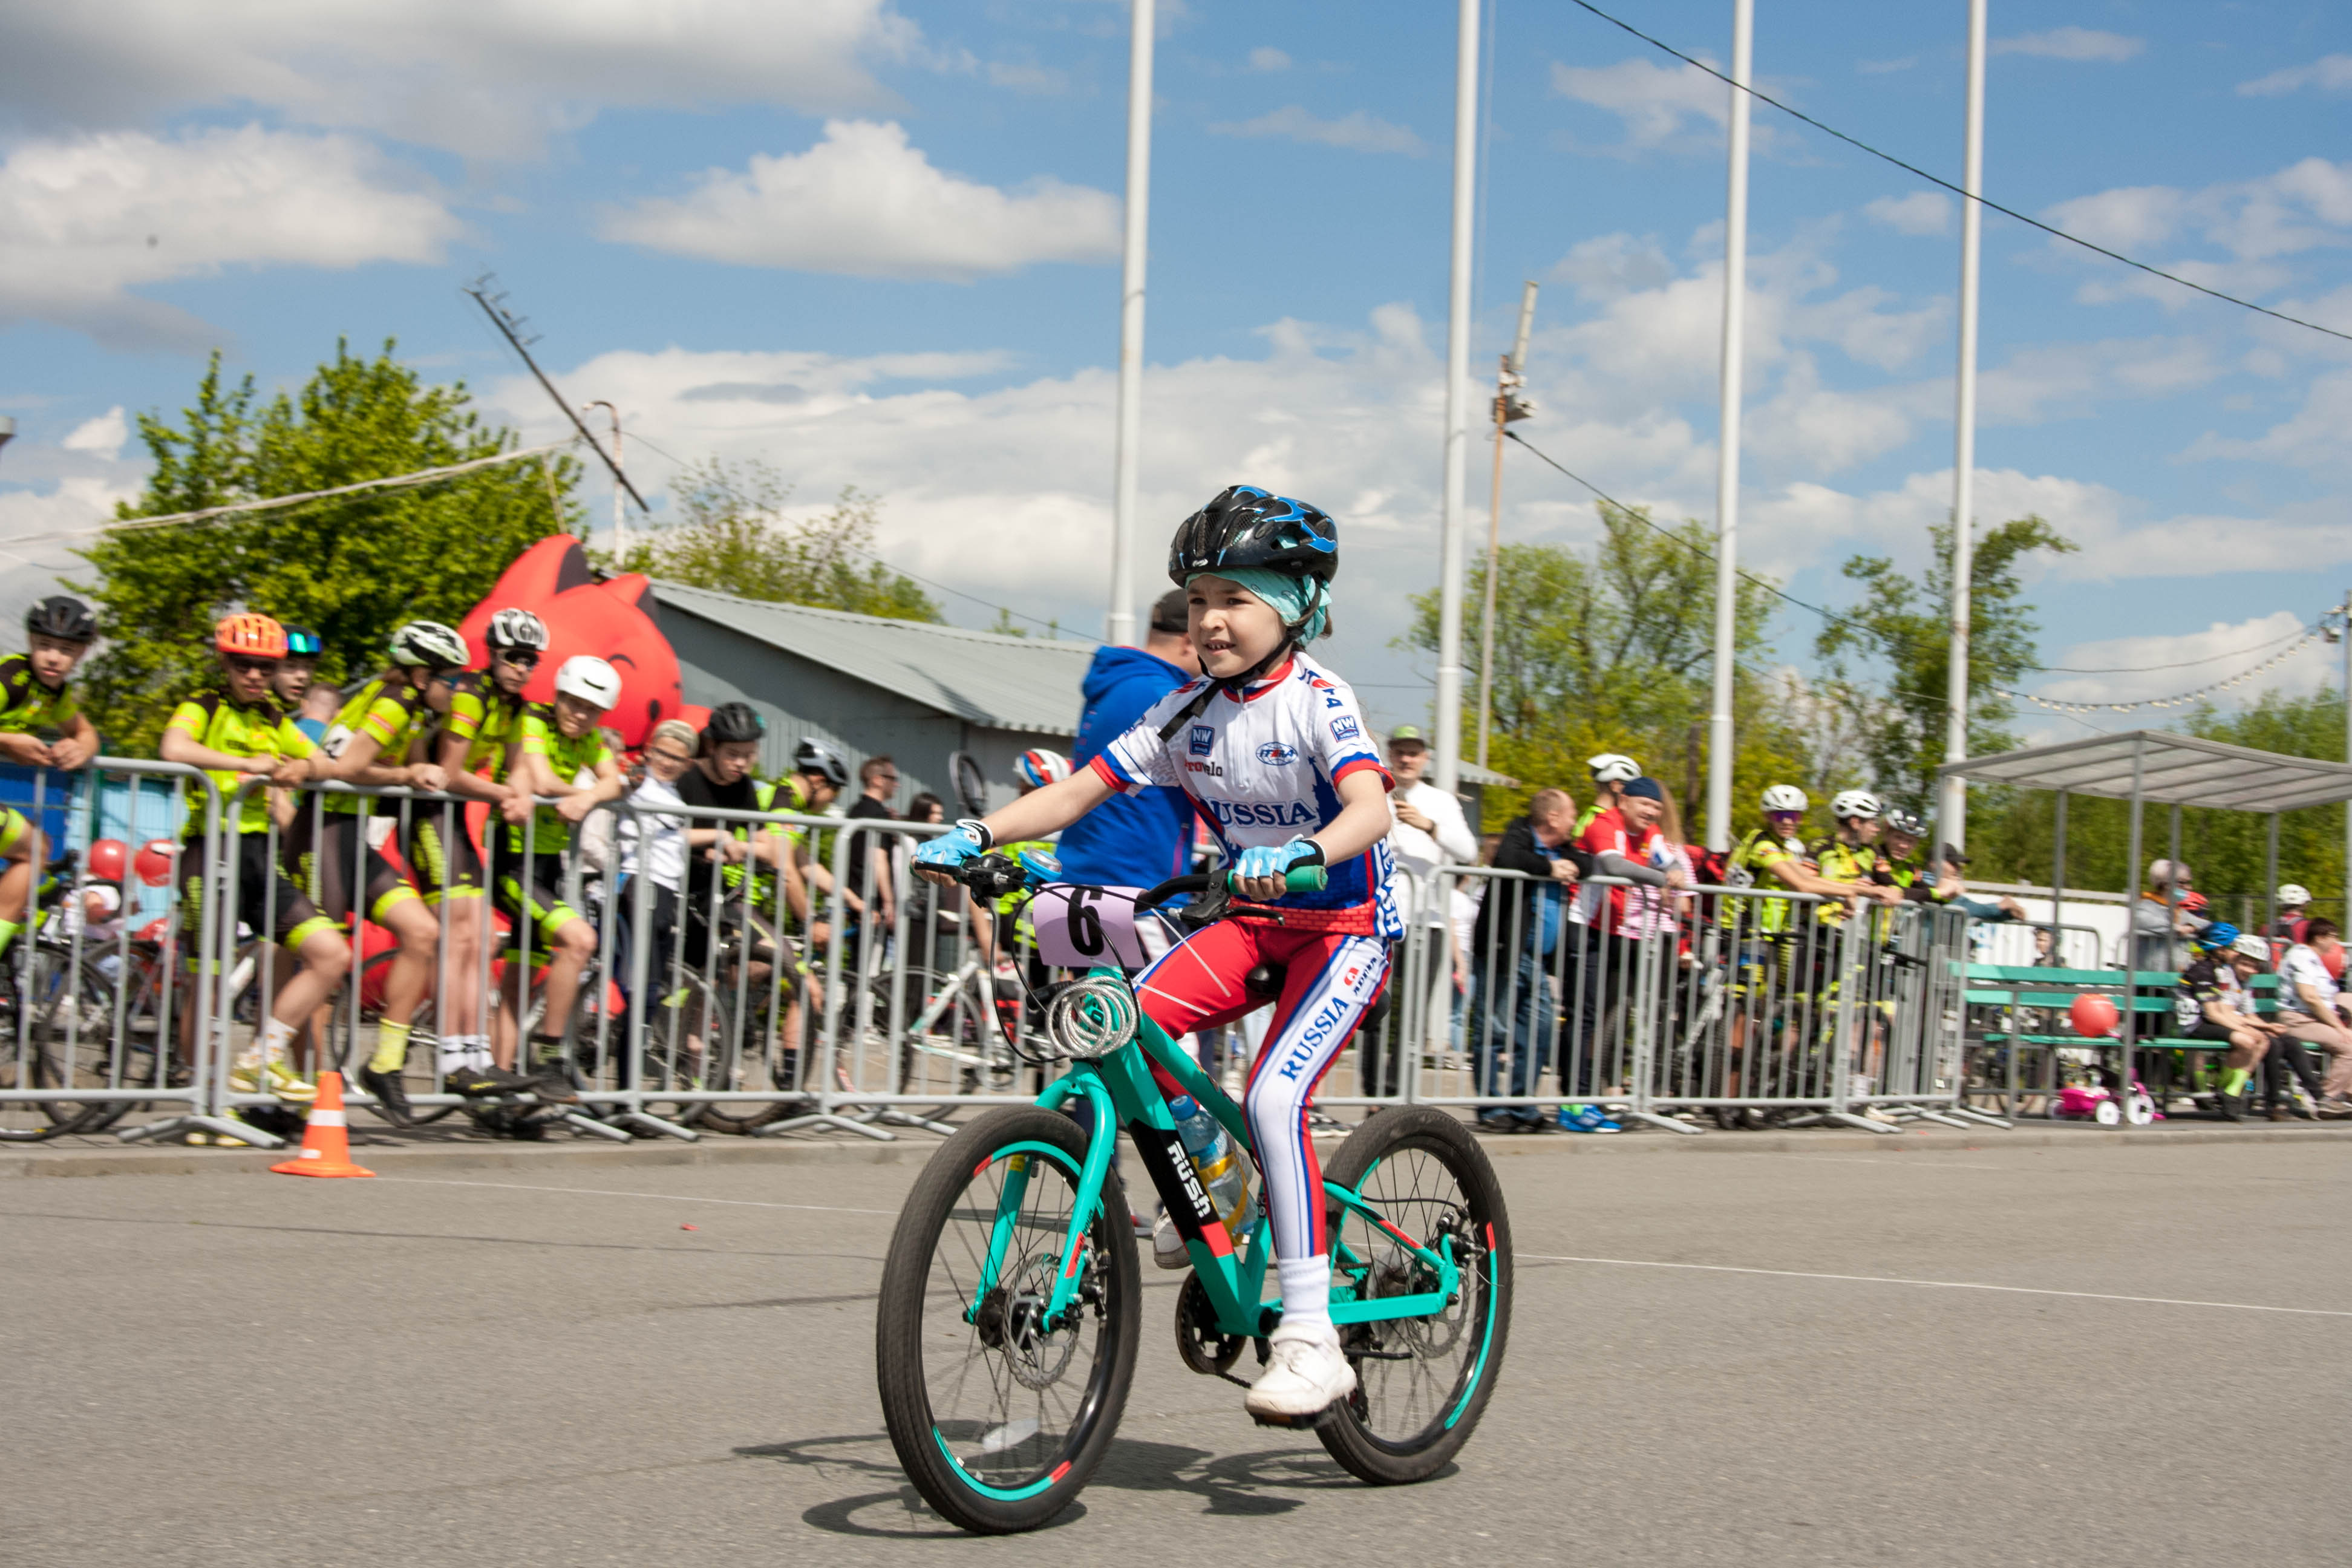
[422,608,547,1093]
[299,621,474,1117]
[0,596,102,969]
[157,615,350,1103]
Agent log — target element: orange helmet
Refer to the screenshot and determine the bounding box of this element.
[214,613,287,659]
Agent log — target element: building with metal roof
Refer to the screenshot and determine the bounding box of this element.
[653,582,1097,812]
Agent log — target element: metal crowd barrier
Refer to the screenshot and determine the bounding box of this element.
[0,763,1998,1147]
[1968,920,2105,970]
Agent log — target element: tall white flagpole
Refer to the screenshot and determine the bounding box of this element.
[1106,0,1155,646]
[1941,0,1988,845]
[1703,0,1754,853]
[1433,0,1480,795]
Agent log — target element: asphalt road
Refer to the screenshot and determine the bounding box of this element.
[8,1134,2348,1566]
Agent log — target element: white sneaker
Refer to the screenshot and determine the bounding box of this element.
[1152,1209,1189,1270]
[1243,1322,1356,1423]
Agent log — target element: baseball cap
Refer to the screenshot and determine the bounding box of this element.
[1387,725,1428,750]
[1149,589,1189,635]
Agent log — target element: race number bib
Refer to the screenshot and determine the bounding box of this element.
[1033,884,1157,970]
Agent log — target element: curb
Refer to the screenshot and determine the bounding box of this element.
[5,1117,2346,1181]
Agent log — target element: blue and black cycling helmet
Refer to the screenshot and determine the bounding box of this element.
[280,624,324,659]
[1167,485,1338,587]
[2192,921,2240,952]
[26,594,97,644]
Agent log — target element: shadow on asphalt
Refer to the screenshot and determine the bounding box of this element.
[737,1429,1433,1533]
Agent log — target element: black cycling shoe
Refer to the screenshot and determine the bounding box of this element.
[358,1065,413,1125]
[2210,1089,2243,1122]
[527,1063,581,1105]
[447,1062,531,1097]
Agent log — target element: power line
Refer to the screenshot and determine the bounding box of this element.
[0,439,580,551]
[1563,0,2352,347]
[1500,428,2322,723]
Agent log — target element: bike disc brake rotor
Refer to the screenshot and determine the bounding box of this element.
[977,1264,1082,1391]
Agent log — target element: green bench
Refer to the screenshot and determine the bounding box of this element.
[1963,965,2282,1114]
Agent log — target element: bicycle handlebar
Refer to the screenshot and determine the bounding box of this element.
[935,854,1327,907]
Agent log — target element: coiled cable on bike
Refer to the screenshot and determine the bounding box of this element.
[1043,976,1138,1061]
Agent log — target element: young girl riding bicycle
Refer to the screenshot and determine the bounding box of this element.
[915,485,1396,1422]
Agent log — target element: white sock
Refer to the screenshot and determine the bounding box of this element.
[1276,1258,1332,1334]
[260,1017,298,1065]
[440,1036,491,1074]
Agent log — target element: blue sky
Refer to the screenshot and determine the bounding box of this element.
[4,0,2349,743]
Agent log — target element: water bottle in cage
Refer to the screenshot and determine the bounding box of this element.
[1169,1094,1261,1243]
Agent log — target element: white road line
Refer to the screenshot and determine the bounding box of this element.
[376,1177,897,1217]
[1515,1252,2352,1318]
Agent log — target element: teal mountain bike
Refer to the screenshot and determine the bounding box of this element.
[875,854,1514,1534]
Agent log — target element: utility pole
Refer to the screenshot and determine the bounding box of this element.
[583,401,624,557]
[1940,0,1990,849]
[1106,0,1155,647]
[1703,0,1754,854]
[1477,282,1538,771]
[464,279,650,518]
[0,416,14,463]
[1432,0,1479,797]
[2341,592,2351,924]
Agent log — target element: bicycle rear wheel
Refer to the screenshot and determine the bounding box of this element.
[877,1105,1138,1534]
[1315,1105,1513,1485]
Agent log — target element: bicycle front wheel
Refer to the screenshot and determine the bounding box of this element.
[1316,1105,1514,1485]
[876,1105,1138,1534]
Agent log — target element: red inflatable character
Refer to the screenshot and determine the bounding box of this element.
[454,536,683,748]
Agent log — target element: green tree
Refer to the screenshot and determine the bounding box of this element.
[74,342,577,753]
[1814,516,2076,812]
[1407,503,1818,831]
[609,458,941,623]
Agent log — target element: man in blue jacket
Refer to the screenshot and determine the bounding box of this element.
[1056,589,1199,888]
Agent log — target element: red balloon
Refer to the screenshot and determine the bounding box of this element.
[132,838,178,888]
[2069,993,2120,1038]
[85,838,128,883]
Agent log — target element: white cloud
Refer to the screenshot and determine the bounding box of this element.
[1858,56,1918,75]
[2237,54,2352,97]
[60,407,127,462]
[2040,157,2352,311]
[598,120,1120,281]
[2184,369,2352,476]
[1991,27,2144,63]
[0,125,462,350]
[2031,612,2327,710]
[1247,47,1292,73]
[0,0,915,159]
[1550,57,1728,151]
[1865,191,1953,237]
[1208,105,1423,155]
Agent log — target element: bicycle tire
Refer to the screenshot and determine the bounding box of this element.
[60,953,169,1137]
[0,954,70,1142]
[1315,1105,1513,1485]
[29,947,126,1134]
[877,1105,1139,1534]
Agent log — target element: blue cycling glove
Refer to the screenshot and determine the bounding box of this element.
[913,820,989,871]
[1232,836,1324,883]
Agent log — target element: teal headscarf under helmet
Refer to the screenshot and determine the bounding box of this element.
[1183,566,1330,645]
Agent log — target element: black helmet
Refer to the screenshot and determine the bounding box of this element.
[1167,485,1338,587]
[485,607,548,653]
[702,701,765,747]
[26,595,97,644]
[281,624,323,659]
[792,737,849,789]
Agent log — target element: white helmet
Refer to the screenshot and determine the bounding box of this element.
[388,619,469,670]
[1760,785,1808,814]
[553,655,622,710]
[1830,789,1881,822]
[1587,752,1641,784]
[486,607,548,652]
[2231,932,2272,964]
[2278,883,2311,907]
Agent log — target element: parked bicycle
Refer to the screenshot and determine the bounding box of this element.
[875,852,1514,1534]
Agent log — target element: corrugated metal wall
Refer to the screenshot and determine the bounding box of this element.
[662,604,1068,815]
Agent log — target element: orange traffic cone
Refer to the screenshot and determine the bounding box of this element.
[270,1071,376,1178]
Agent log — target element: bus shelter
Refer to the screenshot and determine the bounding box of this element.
[1940,730,2352,1088]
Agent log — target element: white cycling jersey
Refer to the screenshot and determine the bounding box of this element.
[1094,650,1400,938]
